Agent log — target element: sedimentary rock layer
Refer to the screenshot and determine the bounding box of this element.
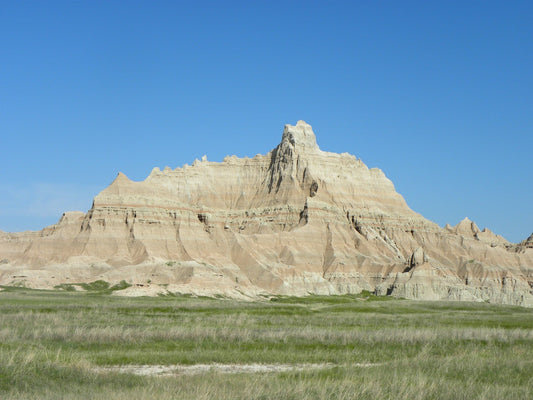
[1,121,532,305]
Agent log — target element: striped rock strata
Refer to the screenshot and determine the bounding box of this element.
[1,121,532,305]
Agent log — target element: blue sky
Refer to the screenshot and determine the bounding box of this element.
[1,1,532,242]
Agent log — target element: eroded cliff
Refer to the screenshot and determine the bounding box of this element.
[1,121,532,305]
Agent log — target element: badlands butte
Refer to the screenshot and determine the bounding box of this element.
[1,121,532,305]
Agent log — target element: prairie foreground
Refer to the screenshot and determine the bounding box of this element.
[1,287,532,399]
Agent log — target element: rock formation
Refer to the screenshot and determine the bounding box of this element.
[518,233,533,250]
[1,120,532,305]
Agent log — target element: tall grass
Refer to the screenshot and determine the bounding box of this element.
[0,288,532,399]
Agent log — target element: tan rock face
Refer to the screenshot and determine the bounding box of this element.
[519,233,533,249]
[1,121,532,305]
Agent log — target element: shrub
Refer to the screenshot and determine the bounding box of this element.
[110,280,132,291]
[80,280,110,291]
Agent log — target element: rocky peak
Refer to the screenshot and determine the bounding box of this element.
[520,233,533,248]
[454,217,481,237]
[94,172,134,202]
[264,121,321,196]
[111,172,132,185]
[281,120,320,153]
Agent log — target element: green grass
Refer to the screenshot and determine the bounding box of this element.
[0,288,532,399]
[53,279,132,293]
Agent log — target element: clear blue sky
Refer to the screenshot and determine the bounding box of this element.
[1,1,532,242]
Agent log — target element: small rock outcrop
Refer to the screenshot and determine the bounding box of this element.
[521,233,533,249]
[408,247,428,269]
[0,121,532,305]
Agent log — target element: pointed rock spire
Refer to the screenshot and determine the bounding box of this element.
[111,172,132,185]
[98,172,134,198]
[454,217,480,237]
[281,120,320,153]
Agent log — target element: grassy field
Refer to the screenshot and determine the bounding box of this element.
[1,286,532,399]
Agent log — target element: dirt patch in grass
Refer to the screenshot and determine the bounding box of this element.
[95,363,378,376]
